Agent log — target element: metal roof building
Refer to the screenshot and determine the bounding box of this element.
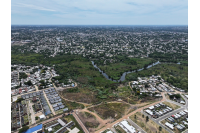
[24,124,43,133]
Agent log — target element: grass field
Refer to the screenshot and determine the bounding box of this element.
[88,102,130,120]
[117,86,132,98]
[130,112,168,133]
[60,87,101,104]
[62,100,85,110]
[163,102,181,110]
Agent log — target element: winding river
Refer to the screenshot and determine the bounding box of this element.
[91,61,160,82]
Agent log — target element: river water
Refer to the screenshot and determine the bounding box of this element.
[91,61,160,82]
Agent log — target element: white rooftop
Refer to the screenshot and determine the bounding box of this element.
[69,127,80,133]
[120,120,136,133]
[57,118,66,127]
[39,114,45,119]
[48,128,52,132]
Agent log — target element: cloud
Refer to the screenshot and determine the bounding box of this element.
[11,0,188,25]
[14,3,56,12]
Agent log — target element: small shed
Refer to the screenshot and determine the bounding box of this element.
[39,114,45,120]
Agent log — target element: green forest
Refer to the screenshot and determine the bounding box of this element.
[11,45,188,92]
[149,52,188,65]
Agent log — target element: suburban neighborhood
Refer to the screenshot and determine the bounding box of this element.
[11,64,188,133]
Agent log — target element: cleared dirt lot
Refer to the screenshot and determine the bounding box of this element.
[88,102,131,120]
[77,111,100,133]
[130,112,168,133]
[61,92,99,104]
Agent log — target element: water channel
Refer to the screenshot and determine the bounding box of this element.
[91,61,160,82]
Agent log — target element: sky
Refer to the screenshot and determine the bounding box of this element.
[11,0,188,25]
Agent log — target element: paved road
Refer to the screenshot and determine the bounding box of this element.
[141,110,173,133]
[13,87,51,98]
[43,90,56,115]
[181,94,188,110]
[95,92,166,133]
[29,100,36,124]
[73,111,89,133]
[127,118,146,133]
[141,96,188,133]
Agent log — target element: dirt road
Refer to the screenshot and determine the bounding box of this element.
[95,92,167,133]
[79,109,107,128]
[73,111,90,133]
[29,101,36,124]
[35,85,39,91]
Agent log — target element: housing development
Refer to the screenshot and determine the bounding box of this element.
[11,26,188,133]
[11,26,187,64]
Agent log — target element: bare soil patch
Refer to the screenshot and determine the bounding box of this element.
[88,102,131,120]
[61,92,99,104]
[77,111,100,133]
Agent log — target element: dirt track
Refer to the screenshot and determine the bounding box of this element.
[95,92,166,133]
[46,73,169,133]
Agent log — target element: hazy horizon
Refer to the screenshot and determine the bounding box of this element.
[11,0,188,25]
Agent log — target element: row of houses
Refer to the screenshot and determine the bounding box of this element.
[145,103,173,119]
[21,91,43,99]
[114,120,139,133]
[12,85,36,96]
[44,88,65,112]
[165,110,188,131]
[39,95,52,116]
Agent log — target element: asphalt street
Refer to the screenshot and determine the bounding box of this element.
[127,118,146,133]
[141,94,188,133]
